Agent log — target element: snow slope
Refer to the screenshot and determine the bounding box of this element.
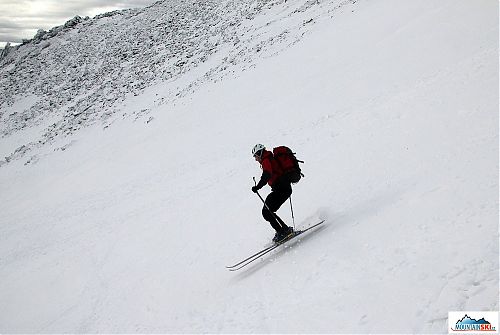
[0,0,498,333]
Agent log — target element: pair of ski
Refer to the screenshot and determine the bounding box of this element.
[226,220,325,271]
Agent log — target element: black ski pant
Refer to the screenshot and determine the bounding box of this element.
[262,182,292,233]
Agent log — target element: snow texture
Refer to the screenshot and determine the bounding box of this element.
[0,0,498,333]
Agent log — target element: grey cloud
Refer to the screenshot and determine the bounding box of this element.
[0,20,23,30]
[0,0,157,45]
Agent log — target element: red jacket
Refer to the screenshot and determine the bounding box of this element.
[258,150,284,187]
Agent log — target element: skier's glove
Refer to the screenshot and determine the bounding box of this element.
[251,186,259,193]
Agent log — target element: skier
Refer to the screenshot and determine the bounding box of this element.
[251,144,294,242]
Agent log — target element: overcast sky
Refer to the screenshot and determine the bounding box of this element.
[0,0,158,48]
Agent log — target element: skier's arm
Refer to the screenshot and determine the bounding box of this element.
[255,171,271,190]
[252,157,272,192]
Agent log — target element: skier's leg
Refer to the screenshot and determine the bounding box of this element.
[264,184,292,231]
[262,191,287,232]
[262,205,283,232]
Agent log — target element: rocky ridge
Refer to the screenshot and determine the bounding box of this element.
[0,0,357,166]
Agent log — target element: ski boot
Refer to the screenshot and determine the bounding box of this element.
[273,227,294,243]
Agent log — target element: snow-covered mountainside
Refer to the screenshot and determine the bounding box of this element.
[0,0,498,333]
[0,0,353,165]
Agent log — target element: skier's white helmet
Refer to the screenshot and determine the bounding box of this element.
[252,144,265,158]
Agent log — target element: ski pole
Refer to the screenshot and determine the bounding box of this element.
[253,177,271,211]
[289,196,296,230]
[253,177,290,228]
